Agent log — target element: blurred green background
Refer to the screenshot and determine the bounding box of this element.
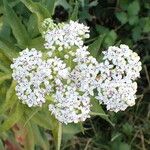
[0,0,150,150]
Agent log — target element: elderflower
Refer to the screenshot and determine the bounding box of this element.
[96,45,142,112]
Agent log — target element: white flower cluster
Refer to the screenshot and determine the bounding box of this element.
[44,20,89,52]
[11,19,142,124]
[96,45,142,112]
[11,48,52,107]
[49,86,90,124]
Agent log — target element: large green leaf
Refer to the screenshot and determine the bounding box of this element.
[3,0,29,48]
[0,37,18,61]
[0,103,23,132]
[0,80,17,115]
[27,14,40,38]
[90,98,114,126]
[20,0,50,33]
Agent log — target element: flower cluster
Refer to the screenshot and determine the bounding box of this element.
[44,20,89,52]
[11,19,142,124]
[96,45,142,112]
[11,48,52,107]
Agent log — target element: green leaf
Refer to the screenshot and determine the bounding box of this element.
[56,0,71,10]
[0,60,11,73]
[116,12,128,24]
[143,17,150,33]
[132,26,142,41]
[46,0,56,16]
[32,124,50,150]
[20,0,50,33]
[70,1,79,21]
[63,123,82,142]
[29,36,45,51]
[3,0,30,48]
[88,34,105,59]
[24,122,35,150]
[51,117,62,150]
[127,1,140,16]
[122,123,133,137]
[0,140,5,150]
[0,73,11,85]
[90,98,114,126]
[0,37,18,61]
[128,15,139,25]
[0,103,23,132]
[0,80,17,115]
[104,30,117,46]
[25,109,52,130]
[96,25,109,34]
[118,143,131,150]
[27,14,40,38]
[119,0,130,10]
[89,0,98,7]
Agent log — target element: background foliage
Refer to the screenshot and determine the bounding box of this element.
[0,0,150,150]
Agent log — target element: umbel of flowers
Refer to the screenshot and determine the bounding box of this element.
[11,18,142,124]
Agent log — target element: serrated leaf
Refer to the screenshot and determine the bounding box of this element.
[116,12,128,24]
[20,0,50,33]
[90,98,114,126]
[0,103,23,132]
[127,1,140,16]
[70,1,79,21]
[3,0,29,48]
